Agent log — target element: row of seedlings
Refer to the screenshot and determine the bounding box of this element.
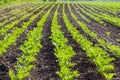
[0,4,46,36]
[50,4,79,80]
[63,4,115,80]
[74,4,120,58]
[79,3,120,27]
[0,3,31,19]
[0,3,41,27]
[0,4,51,56]
[70,4,120,58]
[9,4,56,80]
[0,3,36,22]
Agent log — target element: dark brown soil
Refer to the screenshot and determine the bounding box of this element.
[91,4,120,18]
[113,57,120,80]
[0,4,51,80]
[65,4,98,46]
[0,4,41,30]
[0,3,33,18]
[75,4,120,46]
[0,4,47,40]
[116,11,120,18]
[58,4,105,80]
[72,4,120,79]
[83,4,115,17]
[0,3,120,80]
[23,4,59,80]
[0,4,39,23]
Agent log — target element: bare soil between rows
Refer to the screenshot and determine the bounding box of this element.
[0,3,120,80]
[72,4,120,79]
[77,4,120,46]
[0,4,52,80]
[23,4,60,80]
[64,4,105,80]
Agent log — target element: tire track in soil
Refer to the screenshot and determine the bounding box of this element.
[0,4,51,80]
[72,4,120,79]
[23,4,60,80]
[58,4,105,80]
[75,4,120,46]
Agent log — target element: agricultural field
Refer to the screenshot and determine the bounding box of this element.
[0,2,120,80]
